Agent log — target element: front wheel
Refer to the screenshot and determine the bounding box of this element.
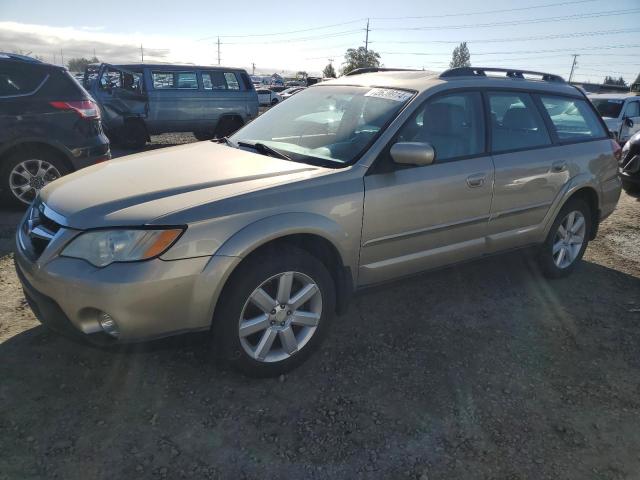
[538,198,591,278]
[214,246,335,377]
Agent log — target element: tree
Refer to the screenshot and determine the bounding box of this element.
[296,71,308,80]
[322,63,336,78]
[67,56,99,73]
[603,75,627,86]
[342,47,381,75]
[632,73,640,93]
[449,42,471,69]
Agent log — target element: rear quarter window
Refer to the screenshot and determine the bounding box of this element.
[0,65,47,97]
[540,96,606,141]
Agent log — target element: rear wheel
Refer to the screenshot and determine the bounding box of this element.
[213,116,244,139]
[538,198,591,278]
[0,147,68,207]
[622,179,640,194]
[214,246,335,377]
[271,98,279,106]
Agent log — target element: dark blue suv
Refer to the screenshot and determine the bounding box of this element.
[0,53,110,207]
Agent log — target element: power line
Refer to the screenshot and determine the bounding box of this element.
[370,0,601,20]
[375,9,640,31]
[378,43,640,56]
[380,28,640,45]
[222,29,362,45]
[197,19,364,40]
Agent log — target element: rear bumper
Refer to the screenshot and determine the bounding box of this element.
[67,135,111,170]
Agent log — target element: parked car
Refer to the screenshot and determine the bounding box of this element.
[15,67,621,377]
[256,88,282,106]
[280,86,306,100]
[620,130,640,193]
[268,85,287,93]
[0,53,110,207]
[84,63,258,147]
[588,93,640,144]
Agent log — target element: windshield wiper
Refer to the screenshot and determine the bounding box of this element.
[237,141,293,162]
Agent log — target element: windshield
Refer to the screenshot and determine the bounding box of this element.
[591,98,624,119]
[230,85,414,166]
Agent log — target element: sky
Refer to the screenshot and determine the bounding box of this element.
[0,0,638,82]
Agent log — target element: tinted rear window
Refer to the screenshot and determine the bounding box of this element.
[591,98,624,118]
[0,64,47,97]
[540,96,606,141]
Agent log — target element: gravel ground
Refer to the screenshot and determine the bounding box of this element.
[0,138,639,479]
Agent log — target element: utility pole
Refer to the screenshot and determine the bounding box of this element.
[217,37,221,66]
[364,18,370,53]
[60,49,64,66]
[568,54,579,82]
[141,44,144,63]
[252,62,256,75]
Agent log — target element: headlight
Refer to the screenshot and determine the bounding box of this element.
[61,228,184,267]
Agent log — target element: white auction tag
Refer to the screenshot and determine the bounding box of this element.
[364,88,413,102]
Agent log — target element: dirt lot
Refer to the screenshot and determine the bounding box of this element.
[1,138,639,479]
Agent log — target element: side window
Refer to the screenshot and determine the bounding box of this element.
[152,72,174,89]
[395,91,485,161]
[539,96,606,141]
[625,101,640,118]
[176,72,198,89]
[224,72,240,90]
[0,66,46,97]
[202,71,227,90]
[488,92,551,152]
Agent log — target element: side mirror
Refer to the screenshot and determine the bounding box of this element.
[625,117,634,128]
[390,142,435,167]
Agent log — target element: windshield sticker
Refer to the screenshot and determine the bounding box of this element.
[364,88,413,102]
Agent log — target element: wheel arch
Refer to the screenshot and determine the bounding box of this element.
[210,213,355,321]
[544,177,601,241]
[0,140,74,173]
[565,186,600,240]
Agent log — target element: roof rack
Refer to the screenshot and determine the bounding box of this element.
[345,67,420,76]
[440,67,564,83]
[0,52,43,64]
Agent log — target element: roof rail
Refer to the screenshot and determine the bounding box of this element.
[0,52,43,64]
[345,67,420,76]
[440,67,564,83]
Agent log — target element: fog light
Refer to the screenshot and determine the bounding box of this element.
[98,312,120,338]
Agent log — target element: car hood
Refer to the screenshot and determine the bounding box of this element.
[40,142,328,229]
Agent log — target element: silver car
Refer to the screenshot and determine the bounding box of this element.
[15,67,622,376]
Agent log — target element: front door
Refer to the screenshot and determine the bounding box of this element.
[620,100,640,143]
[360,91,494,285]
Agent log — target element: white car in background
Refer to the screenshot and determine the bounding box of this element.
[589,93,640,143]
[280,86,307,100]
[256,88,283,106]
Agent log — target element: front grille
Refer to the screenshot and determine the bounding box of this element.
[20,201,62,259]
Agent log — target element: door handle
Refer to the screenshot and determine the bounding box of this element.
[551,161,567,172]
[466,173,486,188]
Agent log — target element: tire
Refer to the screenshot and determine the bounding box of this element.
[213,117,244,139]
[622,179,640,194]
[538,198,591,279]
[0,147,69,208]
[213,246,336,377]
[193,130,214,141]
[120,121,147,149]
[271,98,279,106]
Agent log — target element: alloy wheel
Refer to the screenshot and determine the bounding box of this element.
[552,210,586,269]
[238,271,322,363]
[9,159,61,205]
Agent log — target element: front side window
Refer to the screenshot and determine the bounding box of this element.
[396,92,485,161]
[540,96,606,141]
[488,92,551,152]
[230,85,414,166]
[625,101,640,118]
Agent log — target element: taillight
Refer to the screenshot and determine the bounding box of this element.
[610,139,622,162]
[50,100,100,119]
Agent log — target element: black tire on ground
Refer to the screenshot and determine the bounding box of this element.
[622,179,640,194]
[213,245,336,377]
[193,130,215,141]
[120,121,148,149]
[537,197,592,279]
[213,116,244,139]
[0,146,69,208]
[271,98,279,106]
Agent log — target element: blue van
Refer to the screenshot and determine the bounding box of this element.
[84,63,259,148]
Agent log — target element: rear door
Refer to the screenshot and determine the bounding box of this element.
[360,91,494,285]
[200,70,256,127]
[486,91,608,252]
